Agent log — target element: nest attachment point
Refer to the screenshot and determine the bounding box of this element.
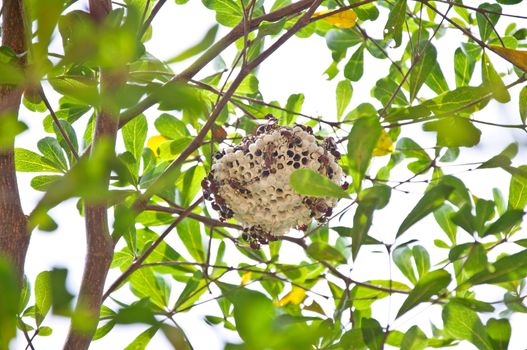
[202,117,345,249]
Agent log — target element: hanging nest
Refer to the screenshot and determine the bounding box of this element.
[202,116,345,249]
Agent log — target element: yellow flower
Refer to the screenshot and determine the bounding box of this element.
[373,129,394,156]
[314,9,358,29]
[147,135,169,155]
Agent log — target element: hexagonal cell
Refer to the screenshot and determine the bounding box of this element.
[202,119,344,247]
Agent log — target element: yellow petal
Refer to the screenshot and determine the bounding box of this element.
[489,45,527,71]
[147,135,169,155]
[314,9,357,29]
[276,286,306,307]
[373,129,393,156]
[241,271,252,285]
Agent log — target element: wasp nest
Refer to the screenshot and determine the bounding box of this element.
[202,117,345,248]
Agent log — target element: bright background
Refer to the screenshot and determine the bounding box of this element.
[11,0,527,348]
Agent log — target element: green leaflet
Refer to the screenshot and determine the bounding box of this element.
[397,269,451,318]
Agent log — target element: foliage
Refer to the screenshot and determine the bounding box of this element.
[1,0,527,349]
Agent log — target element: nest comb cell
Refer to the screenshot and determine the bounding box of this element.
[202,117,345,249]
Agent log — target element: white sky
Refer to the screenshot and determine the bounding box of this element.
[11,0,527,349]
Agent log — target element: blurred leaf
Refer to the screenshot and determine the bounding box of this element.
[154,114,189,140]
[289,168,348,198]
[347,117,382,191]
[397,184,454,237]
[423,117,481,148]
[174,272,207,312]
[177,218,205,262]
[442,301,493,350]
[169,25,218,63]
[397,269,451,318]
[0,260,17,349]
[433,205,457,243]
[336,80,353,119]
[161,324,193,350]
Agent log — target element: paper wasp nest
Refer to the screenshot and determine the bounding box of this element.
[202,118,344,248]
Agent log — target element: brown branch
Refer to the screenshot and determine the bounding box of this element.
[145,204,242,230]
[0,0,29,290]
[117,0,337,128]
[63,1,121,349]
[140,0,167,37]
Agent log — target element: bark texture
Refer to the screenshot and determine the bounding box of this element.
[63,1,119,349]
[0,0,29,289]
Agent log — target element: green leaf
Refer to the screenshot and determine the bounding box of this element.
[397,184,454,237]
[396,269,451,318]
[37,137,68,172]
[350,185,391,259]
[344,45,364,82]
[519,86,527,124]
[361,318,384,350]
[486,318,511,350]
[325,29,362,53]
[124,325,159,350]
[289,168,348,198]
[393,246,417,284]
[48,76,99,107]
[442,301,493,350]
[154,113,189,139]
[409,42,437,101]
[454,48,475,87]
[433,205,457,243]
[177,218,205,262]
[0,260,18,349]
[423,117,481,148]
[509,165,527,210]
[283,93,304,125]
[307,241,347,264]
[336,80,353,119]
[161,324,193,350]
[168,25,218,63]
[384,0,407,47]
[476,3,502,42]
[466,249,527,285]
[401,326,427,350]
[425,62,449,95]
[483,209,524,236]
[173,272,207,312]
[35,271,52,326]
[482,53,510,103]
[122,114,148,166]
[218,283,275,347]
[15,148,62,173]
[202,0,243,27]
[347,117,382,191]
[373,77,408,106]
[129,268,169,310]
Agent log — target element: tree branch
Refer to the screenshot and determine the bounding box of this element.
[63,1,121,349]
[0,0,29,289]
